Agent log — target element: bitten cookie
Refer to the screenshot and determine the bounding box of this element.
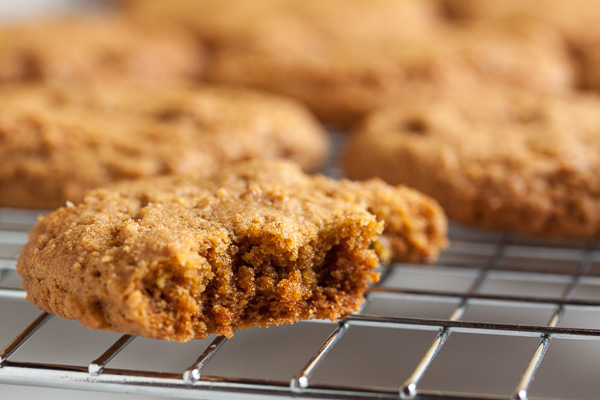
[126,0,573,126]
[0,83,329,209]
[343,90,600,238]
[0,16,203,84]
[17,160,448,341]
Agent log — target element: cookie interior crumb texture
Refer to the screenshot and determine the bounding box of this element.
[16,160,447,341]
[344,89,600,238]
[0,83,329,209]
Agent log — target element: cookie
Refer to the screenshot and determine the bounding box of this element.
[579,46,600,92]
[16,160,448,341]
[212,22,573,126]
[124,0,574,126]
[0,83,329,209]
[439,0,600,47]
[343,90,600,238]
[0,16,203,84]
[438,0,600,92]
[124,0,438,46]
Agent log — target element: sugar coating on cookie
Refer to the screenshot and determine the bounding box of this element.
[0,83,329,209]
[0,16,203,84]
[343,90,600,238]
[17,160,447,341]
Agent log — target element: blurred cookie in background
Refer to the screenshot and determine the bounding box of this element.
[121,0,439,47]
[206,21,574,126]
[439,0,600,92]
[122,0,575,127]
[343,88,600,238]
[0,16,204,84]
[0,82,329,209]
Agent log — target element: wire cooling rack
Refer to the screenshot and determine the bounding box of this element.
[0,134,599,400]
[2,207,600,400]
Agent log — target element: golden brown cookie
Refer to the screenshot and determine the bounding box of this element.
[0,16,203,84]
[231,18,574,122]
[439,0,600,47]
[0,83,329,209]
[124,0,574,126]
[124,0,438,46]
[579,46,600,92]
[210,22,573,126]
[438,0,600,92]
[17,160,447,341]
[343,89,600,238]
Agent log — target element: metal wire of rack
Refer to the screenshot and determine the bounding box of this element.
[1,203,600,400]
